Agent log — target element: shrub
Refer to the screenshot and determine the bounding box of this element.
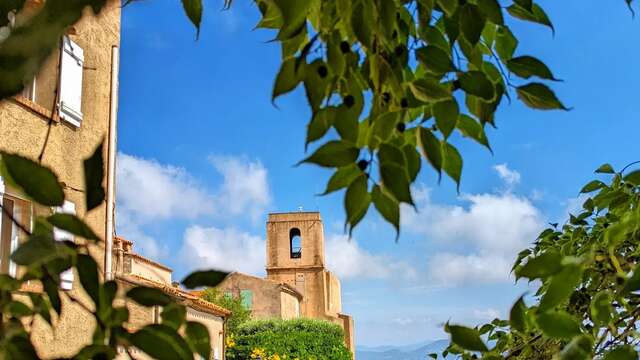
[226,318,352,360]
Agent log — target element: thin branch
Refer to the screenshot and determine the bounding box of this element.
[38,37,63,163]
[0,202,32,236]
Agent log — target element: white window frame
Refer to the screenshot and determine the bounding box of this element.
[54,200,76,290]
[0,176,32,278]
[58,36,84,127]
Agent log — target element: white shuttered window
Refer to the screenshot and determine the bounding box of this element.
[59,36,84,127]
[54,201,76,290]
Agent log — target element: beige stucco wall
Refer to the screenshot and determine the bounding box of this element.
[279,290,300,320]
[325,270,342,316]
[129,257,172,285]
[186,308,225,360]
[1,0,121,358]
[217,272,283,320]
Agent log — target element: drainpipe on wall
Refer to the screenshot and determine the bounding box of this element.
[105,45,119,281]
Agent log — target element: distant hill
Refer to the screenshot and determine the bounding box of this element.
[356,339,450,360]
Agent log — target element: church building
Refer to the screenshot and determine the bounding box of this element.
[216,211,355,353]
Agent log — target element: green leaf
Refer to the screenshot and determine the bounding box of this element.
[595,163,615,174]
[7,300,33,318]
[590,291,613,326]
[320,165,361,195]
[558,334,593,360]
[507,56,558,81]
[442,142,463,191]
[306,106,337,147]
[182,270,229,289]
[10,230,56,267]
[416,46,455,75]
[273,57,302,102]
[514,0,532,11]
[437,0,458,16]
[372,185,400,238]
[517,83,568,110]
[84,141,105,212]
[378,144,406,168]
[447,325,488,352]
[539,263,582,312]
[131,324,193,360]
[409,78,451,102]
[495,26,518,61]
[42,276,61,314]
[507,3,554,34]
[127,286,172,307]
[460,4,486,45]
[344,174,370,235]
[74,345,117,360]
[603,346,638,360]
[161,302,187,330]
[300,140,360,168]
[380,164,413,205]
[334,104,360,144]
[622,268,640,294]
[580,180,606,193]
[185,321,211,360]
[351,1,373,47]
[515,250,562,279]
[459,71,495,101]
[403,144,421,182]
[1,152,64,206]
[433,99,459,139]
[509,295,527,332]
[476,0,503,25]
[181,0,203,38]
[536,311,582,339]
[47,214,100,241]
[77,254,100,305]
[273,0,312,40]
[623,170,640,185]
[418,127,442,176]
[457,115,491,150]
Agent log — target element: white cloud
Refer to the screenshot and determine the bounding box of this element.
[472,308,501,321]
[116,153,271,260]
[209,155,271,222]
[179,225,266,275]
[404,182,545,286]
[494,163,521,189]
[117,153,214,222]
[325,234,416,280]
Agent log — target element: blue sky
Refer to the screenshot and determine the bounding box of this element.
[116,0,640,347]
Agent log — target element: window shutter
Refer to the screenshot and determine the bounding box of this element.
[54,200,76,290]
[59,37,84,126]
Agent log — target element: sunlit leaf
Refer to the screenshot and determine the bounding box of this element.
[517,83,568,110]
[320,165,361,195]
[418,127,442,177]
[539,263,582,312]
[344,174,370,235]
[509,295,527,332]
[181,0,203,38]
[273,57,303,102]
[409,79,451,102]
[130,324,193,360]
[300,141,360,168]
[48,214,100,241]
[515,250,562,279]
[372,185,400,238]
[447,324,488,352]
[595,163,615,174]
[590,291,613,326]
[442,142,462,190]
[433,99,459,139]
[536,311,582,339]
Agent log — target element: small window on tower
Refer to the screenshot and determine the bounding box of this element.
[290,228,301,259]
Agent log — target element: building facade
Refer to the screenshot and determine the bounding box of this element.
[0,2,229,358]
[216,212,356,354]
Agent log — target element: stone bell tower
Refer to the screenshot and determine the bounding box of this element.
[265,212,343,319]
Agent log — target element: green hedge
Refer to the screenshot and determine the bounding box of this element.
[226,318,352,360]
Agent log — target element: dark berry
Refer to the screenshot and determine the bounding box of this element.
[357,160,369,171]
[400,98,408,108]
[452,80,461,90]
[396,122,406,133]
[394,45,405,57]
[616,276,625,285]
[340,41,351,54]
[317,65,328,78]
[382,92,391,103]
[344,95,355,108]
[392,30,398,39]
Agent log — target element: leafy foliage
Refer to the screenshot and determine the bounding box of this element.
[226,318,352,360]
[200,288,252,335]
[438,163,640,359]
